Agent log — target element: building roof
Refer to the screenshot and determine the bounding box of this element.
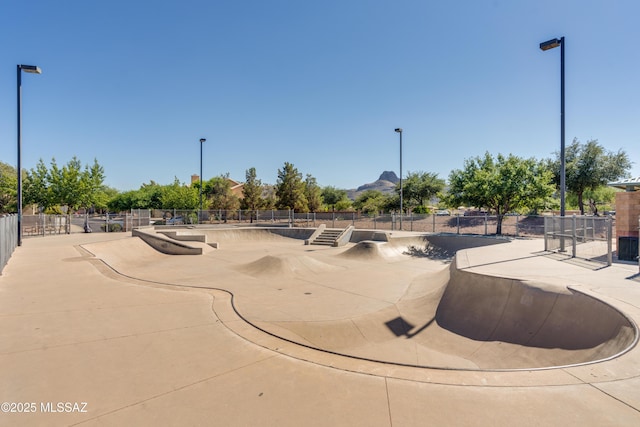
[608,177,640,191]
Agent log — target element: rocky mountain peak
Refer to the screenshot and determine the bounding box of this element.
[378,171,399,184]
[347,171,399,199]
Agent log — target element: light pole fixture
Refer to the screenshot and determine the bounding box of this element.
[394,128,403,230]
[17,64,42,246]
[199,138,206,221]
[539,37,565,219]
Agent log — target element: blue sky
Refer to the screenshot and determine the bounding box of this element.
[2,0,639,191]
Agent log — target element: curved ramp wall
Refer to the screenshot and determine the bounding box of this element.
[261,240,637,370]
[437,266,636,352]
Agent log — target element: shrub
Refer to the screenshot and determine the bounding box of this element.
[100,223,123,232]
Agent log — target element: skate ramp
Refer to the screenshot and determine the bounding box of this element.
[178,227,315,245]
[84,231,637,370]
[262,258,636,370]
[339,241,406,260]
[340,235,508,261]
[236,255,341,277]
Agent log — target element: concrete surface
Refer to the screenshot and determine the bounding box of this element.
[1,227,640,426]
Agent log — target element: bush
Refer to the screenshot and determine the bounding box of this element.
[100,223,123,232]
[412,205,431,214]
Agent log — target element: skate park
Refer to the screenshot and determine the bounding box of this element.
[1,226,640,425]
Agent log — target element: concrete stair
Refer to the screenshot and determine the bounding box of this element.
[310,228,342,246]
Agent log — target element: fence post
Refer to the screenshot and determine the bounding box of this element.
[571,214,577,258]
[456,214,460,235]
[515,215,520,237]
[607,216,613,266]
[544,216,548,251]
[484,213,488,235]
[432,213,436,233]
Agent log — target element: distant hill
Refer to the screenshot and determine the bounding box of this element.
[346,171,398,200]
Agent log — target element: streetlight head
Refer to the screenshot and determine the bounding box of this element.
[394,128,402,133]
[19,65,42,74]
[539,38,561,51]
[200,138,206,143]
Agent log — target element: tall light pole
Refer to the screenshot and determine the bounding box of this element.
[539,37,565,218]
[17,64,42,246]
[394,128,403,230]
[199,138,206,221]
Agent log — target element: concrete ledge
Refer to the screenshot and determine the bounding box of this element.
[350,230,389,242]
[158,231,207,243]
[132,229,203,255]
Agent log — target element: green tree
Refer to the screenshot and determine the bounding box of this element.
[566,185,618,216]
[382,193,400,213]
[94,186,118,213]
[400,171,445,212]
[334,199,353,211]
[160,177,198,209]
[205,174,240,211]
[275,162,307,211]
[304,174,323,212]
[446,152,555,234]
[353,190,388,214]
[49,157,82,211]
[321,186,348,211]
[548,138,631,215]
[24,157,107,213]
[241,167,263,211]
[106,181,169,212]
[24,159,53,212]
[136,181,162,209]
[0,161,17,213]
[108,190,136,212]
[74,158,106,212]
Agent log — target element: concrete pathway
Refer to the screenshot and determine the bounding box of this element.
[1,231,639,426]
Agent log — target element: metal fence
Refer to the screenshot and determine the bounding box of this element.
[18,211,153,236]
[153,209,548,237]
[22,214,71,236]
[544,215,614,266]
[0,214,18,275]
[16,210,619,248]
[12,208,628,270]
[70,211,152,233]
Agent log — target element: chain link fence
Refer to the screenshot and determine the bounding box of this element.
[11,208,628,270]
[544,215,614,266]
[15,210,616,244]
[22,214,71,236]
[70,210,152,233]
[1,214,18,274]
[152,209,551,237]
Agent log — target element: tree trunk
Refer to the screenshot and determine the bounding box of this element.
[577,191,585,215]
[496,214,503,235]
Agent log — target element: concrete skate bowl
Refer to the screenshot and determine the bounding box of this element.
[86,228,637,371]
[255,239,637,371]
